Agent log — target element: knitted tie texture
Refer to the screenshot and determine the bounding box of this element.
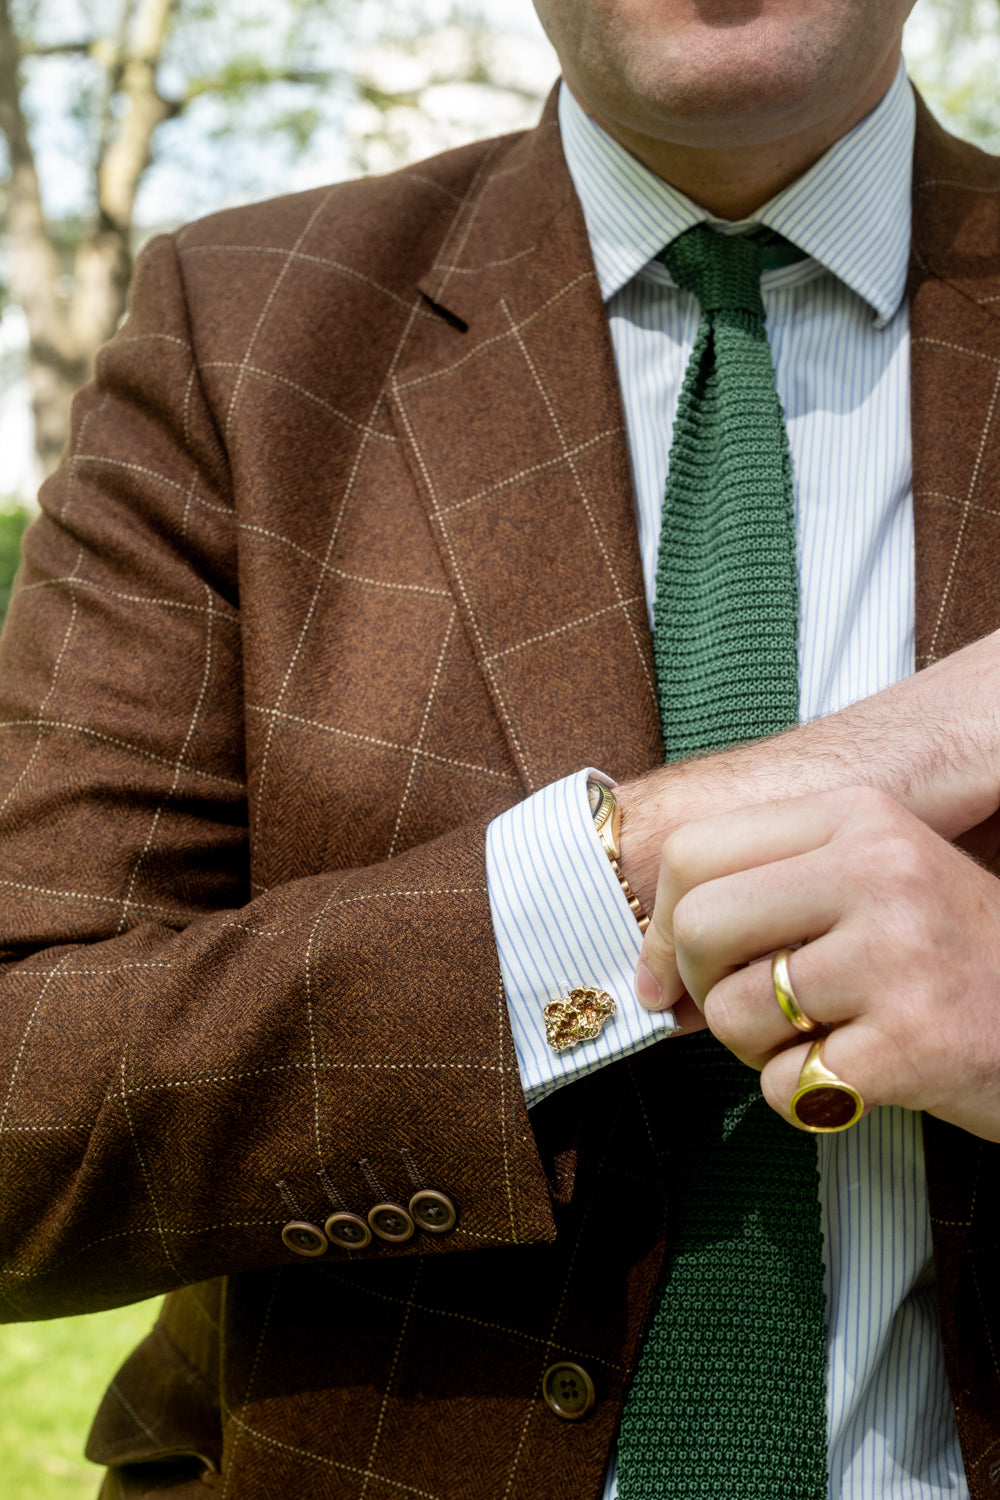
[616,226,828,1500]
[652,225,799,758]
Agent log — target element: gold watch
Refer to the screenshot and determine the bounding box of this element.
[586,779,649,932]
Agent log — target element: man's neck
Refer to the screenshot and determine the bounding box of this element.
[567,49,902,220]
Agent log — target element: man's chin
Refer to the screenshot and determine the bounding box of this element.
[589,78,834,156]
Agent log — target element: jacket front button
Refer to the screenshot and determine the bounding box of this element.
[281,1221,328,1257]
[368,1202,415,1243]
[542,1361,595,1421]
[325,1211,372,1250]
[409,1188,457,1234]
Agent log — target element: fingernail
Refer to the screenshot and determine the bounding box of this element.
[635,960,663,1010]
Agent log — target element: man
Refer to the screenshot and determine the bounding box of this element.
[1,0,1000,1496]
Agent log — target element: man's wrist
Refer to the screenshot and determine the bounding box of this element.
[615,629,1000,933]
[615,765,693,917]
[615,737,808,915]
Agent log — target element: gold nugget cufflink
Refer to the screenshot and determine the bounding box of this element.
[544,987,616,1052]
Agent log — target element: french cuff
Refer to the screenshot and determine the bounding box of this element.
[485,766,678,1108]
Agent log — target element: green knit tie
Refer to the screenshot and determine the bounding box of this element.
[652,225,800,757]
[616,226,828,1500]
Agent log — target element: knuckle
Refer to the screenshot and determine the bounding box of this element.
[870,832,932,891]
[757,1064,787,1119]
[671,889,708,954]
[840,783,898,825]
[703,988,739,1047]
[838,823,931,896]
[661,826,697,883]
[644,917,674,961]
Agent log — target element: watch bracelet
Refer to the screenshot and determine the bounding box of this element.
[610,855,650,932]
[588,780,650,933]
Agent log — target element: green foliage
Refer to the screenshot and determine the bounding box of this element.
[0,1299,162,1500]
[270,104,323,153]
[186,52,314,103]
[906,0,1000,151]
[6,0,360,225]
[0,505,31,626]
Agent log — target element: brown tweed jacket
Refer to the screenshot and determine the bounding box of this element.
[2,90,1000,1499]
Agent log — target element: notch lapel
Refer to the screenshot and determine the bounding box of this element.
[389,100,661,793]
[911,97,1000,667]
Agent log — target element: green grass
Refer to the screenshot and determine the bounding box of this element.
[0,1300,162,1500]
[0,505,31,626]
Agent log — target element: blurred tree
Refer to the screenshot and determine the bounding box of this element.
[346,18,552,174]
[0,0,553,480]
[906,0,1000,151]
[0,0,363,476]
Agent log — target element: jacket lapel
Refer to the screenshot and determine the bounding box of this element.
[389,97,661,793]
[910,95,1000,1493]
[911,96,1000,667]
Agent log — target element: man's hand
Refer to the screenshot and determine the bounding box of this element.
[635,785,1000,1142]
[616,628,1000,1022]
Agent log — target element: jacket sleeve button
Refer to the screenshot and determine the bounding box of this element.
[408,1189,457,1234]
[325,1211,373,1250]
[542,1362,596,1421]
[281,1221,328,1257]
[368,1203,416,1243]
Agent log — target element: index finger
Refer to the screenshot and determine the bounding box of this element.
[660,785,878,902]
[635,785,891,1007]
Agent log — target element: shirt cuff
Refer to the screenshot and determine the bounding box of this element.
[485,767,678,1108]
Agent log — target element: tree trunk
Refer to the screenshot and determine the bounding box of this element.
[0,0,177,476]
[0,0,85,476]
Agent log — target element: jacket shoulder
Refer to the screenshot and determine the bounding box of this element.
[913,94,1000,285]
[172,129,532,282]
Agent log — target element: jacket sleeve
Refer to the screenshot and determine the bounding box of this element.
[0,232,566,1322]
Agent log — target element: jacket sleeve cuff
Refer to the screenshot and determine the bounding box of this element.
[485,767,678,1107]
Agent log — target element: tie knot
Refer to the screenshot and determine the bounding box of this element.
[661,224,766,318]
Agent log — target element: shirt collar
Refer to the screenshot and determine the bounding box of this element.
[559,58,914,326]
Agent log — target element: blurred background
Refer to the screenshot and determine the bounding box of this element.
[0,0,996,1493]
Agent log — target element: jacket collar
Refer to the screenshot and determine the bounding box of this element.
[560,61,914,328]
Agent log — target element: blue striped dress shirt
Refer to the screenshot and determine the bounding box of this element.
[484,62,968,1498]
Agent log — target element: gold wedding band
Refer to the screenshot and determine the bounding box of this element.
[790,1040,865,1134]
[771,947,819,1034]
[770,950,863,1133]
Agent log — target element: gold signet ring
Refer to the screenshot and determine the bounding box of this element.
[790,1040,864,1133]
[771,947,819,1034]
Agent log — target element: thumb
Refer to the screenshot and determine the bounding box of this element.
[635,907,686,1012]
